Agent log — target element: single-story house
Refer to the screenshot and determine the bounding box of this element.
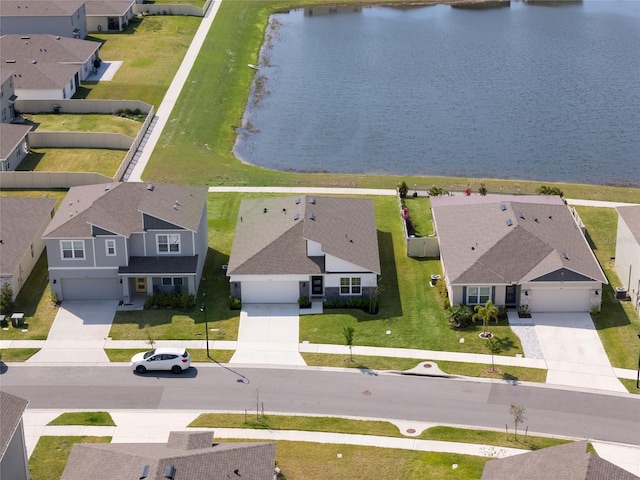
[430,195,607,313]
[0,392,30,480]
[227,195,381,304]
[1,67,18,123]
[0,123,32,171]
[481,440,638,480]
[615,205,640,314]
[61,431,277,480]
[0,1,87,40]
[84,0,136,33]
[43,182,208,302]
[0,197,56,300]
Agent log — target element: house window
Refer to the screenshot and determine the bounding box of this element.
[340,277,362,295]
[157,234,180,254]
[162,277,183,286]
[106,239,116,256]
[467,286,491,305]
[61,240,84,259]
[162,277,172,286]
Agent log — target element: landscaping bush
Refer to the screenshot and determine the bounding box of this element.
[447,304,474,328]
[143,292,195,311]
[397,181,409,198]
[435,278,450,309]
[324,297,379,314]
[429,185,448,197]
[229,296,242,310]
[298,296,311,308]
[497,306,508,321]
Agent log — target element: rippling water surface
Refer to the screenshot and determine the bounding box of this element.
[234,1,640,186]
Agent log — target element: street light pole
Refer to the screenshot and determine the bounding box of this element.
[201,299,209,358]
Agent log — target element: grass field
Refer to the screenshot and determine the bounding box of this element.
[28,436,111,480]
[23,114,143,136]
[18,148,125,177]
[48,412,116,426]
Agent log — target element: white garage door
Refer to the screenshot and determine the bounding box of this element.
[61,278,119,300]
[241,281,299,304]
[529,288,590,313]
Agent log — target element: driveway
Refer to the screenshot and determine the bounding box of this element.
[230,304,306,365]
[533,313,627,392]
[27,300,118,364]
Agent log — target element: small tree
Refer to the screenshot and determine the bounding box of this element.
[343,325,355,362]
[397,181,409,198]
[472,300,499,338]
[485,337,501,373]
[0,283,14,316]
[510,404,526,441]
[447,304,474,328]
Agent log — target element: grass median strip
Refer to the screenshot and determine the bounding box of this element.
[105,348,234,364]
[48,412,116,426]
[0,348,40,362]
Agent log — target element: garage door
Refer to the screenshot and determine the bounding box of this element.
[241,281,299,304]
[61,278,119,300]
[529,288,590,313]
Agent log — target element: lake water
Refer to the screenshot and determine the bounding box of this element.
[233,1,640,186]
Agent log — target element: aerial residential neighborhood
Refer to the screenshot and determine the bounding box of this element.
[0,0,639,479]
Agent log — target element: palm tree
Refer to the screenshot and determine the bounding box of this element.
[472,300,499,338]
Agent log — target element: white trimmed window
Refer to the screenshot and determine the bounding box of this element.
[467,286,491,305]
[340,277,362,295]
[106,239,116,256]
[162,277,184,286]
[157,234,180,254]
[61,240,84,259]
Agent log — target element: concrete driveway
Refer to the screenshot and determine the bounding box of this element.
[27,300,118,364]
[533,313,627,392]
[230,304,306,365]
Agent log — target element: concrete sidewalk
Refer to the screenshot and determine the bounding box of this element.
[22,409,640,477]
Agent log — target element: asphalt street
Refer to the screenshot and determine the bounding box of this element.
[1,364,639,445]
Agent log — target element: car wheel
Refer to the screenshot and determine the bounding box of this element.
[171,365,182,374]
[135,365,146,374]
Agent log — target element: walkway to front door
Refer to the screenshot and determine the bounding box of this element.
[230,304,306,365]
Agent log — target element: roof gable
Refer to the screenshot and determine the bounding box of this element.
[616,205,640,245]
[0,392,28,460]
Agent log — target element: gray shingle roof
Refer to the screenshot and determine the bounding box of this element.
[0,1,85,17]
[0,196,56,276]
[430,195,607,285]
[1,34,99,65]
[61,431,276,480]
[118,256,199,275]
[0,123,31,160]
[616,205,640,245]
[227,196,380,275]
[0,391,29,461]
[43,183,207,239]
[84,0,135,16]
[481,440,640,480]
[8,61,79,90]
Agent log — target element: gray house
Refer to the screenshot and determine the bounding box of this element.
[0,392,30,480]
[430,195,607,313]
[0,1,88,39]
[61,431,277,480]
[0,197,56,299]
[43,182,208,302]
[85,0,136,33]
[227,196,381,304]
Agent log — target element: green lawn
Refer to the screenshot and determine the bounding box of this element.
[48,412,116,426]
[28,436,111,480]
[23,114,143,136]
[575,206,640,370]
[77,16,201,107]
[0,348,40,362]
[18,148,125,177]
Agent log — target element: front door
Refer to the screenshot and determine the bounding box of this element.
[505,285,517,306]
[311,276,323,296]
[135,277,147,293]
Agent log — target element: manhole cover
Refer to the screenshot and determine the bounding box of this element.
[423,364,432,369]
[406,428,416,434]
[362,390,372,396]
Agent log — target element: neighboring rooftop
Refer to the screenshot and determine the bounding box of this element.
[0,34,99,65]
[0,123,32,160]
[0,1,85,17]
[0,196,56,276]
[0,391,29,462]
[616,205,640,244]
[61,431,277,480]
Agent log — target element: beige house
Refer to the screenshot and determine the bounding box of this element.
[615,205,640,313]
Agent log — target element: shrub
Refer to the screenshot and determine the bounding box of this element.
[0,283,14,315]
[143,292,195,311]
[429,186,448,197]
[537,185,564,197]
[497,306,508,321]
[447,304,474,328]
[435,278,450,309]
[323,297,378,314]
[298,296,311,308]
[397,181,409,198]
[133,108,142,115]
[229,296,242,310]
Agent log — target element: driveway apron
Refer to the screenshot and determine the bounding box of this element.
[230,304,306,365]
[533,313,627,392]
[27,300,118,364]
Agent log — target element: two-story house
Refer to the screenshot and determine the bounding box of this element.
[0,1,88,40]
[0,67,31,172]
[43,182,208,303]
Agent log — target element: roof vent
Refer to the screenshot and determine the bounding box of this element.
[548,215,553,220]
[500,204,507,211]
[31,60,37,64]
[5,60,16,63]
[506,219,513,227]
[309,197,315,204]
[295,197,301,204]
[164,465,176,479]
[293,213,300,221]
[21,36,30,40]
[562,252,569,260]
[534,217,539,223]
[263,208,267,214]
[139,465,150,479]
[282,208,286,214]
[146,184,154,191]
[518,212,525,219]
[309,213,315,221]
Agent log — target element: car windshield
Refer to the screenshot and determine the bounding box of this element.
[143,350,156,359]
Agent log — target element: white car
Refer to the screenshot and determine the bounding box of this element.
[130,347,191,374]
